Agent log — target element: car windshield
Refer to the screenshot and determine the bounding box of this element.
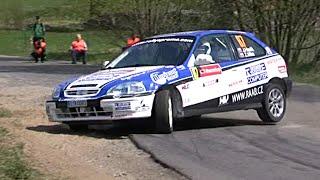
[107,37,195,68]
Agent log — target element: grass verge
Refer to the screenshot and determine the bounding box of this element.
[0,30,125,64]
[290,63,320,86]
[0,127,41,179]
[0,108,12,118]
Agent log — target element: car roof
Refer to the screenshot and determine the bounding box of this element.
[150,30,250,39]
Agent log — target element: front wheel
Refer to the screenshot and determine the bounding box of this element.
[153,90,174,133]
[256,84,286,123]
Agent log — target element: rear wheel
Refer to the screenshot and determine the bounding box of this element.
[154,90,174,133]
[256,84,286,123]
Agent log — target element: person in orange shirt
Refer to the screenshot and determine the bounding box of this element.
[126,34,140,48]
[31,38,47,63]
[70,34,88,64]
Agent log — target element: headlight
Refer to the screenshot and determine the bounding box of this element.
[107,81,146,96]
[52,87,61,99]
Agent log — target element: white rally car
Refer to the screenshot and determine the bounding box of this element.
[46,30,292,133]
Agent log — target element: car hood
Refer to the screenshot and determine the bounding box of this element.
[66,66,164,90]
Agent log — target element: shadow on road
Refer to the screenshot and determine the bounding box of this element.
[26,117,272,138]
[174,117,272,132]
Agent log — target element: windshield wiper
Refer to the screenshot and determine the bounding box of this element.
[104,64,154,70]
[119,64,153,68]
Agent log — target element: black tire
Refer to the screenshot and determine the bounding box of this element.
[154,90,174,133]
[65,123,88,131]
[256,83,286,123]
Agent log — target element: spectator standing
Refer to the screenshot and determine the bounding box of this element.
[70,34,88,64]
[31,16,46,43]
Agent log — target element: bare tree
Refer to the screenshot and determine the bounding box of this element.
[233,0,320,65]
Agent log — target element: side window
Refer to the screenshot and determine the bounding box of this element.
[231,35,266,59]
[210,36,234,62]
[193,35,234,66]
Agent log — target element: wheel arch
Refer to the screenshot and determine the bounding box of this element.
[268,77,288,95]
[155,84,184,119]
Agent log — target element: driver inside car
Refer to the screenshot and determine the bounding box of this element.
[194,42,215,66]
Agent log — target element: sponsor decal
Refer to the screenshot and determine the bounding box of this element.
[203,79,219,87]
[199,64,222,77]
[278,65,287,73]
[267,57,282,65]
[234,35,255,58]
[135,38,194,46]
[228,79,243,87]
[181,84,190,90]
[246,63,266,75]
[189,64,221,80]
[79,70,134,81]
[114,102,131,111]
[219,95,229,106]
[231,86,263,103]
[150,68,179,85]
[245,63,268,84]
[235,35,247,48]
[237,47,255,58]
[190,67,199,80]
[247,72,268,84]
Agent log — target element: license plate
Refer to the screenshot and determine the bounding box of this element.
[67,100,87,108]
[114,102,131,111]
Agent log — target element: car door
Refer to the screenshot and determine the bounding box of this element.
[223,34,268,105]
[177,34,238,108]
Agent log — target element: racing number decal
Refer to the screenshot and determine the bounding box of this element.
[235,35,247,48]
[190,64,222,80]
[190,67,199,80]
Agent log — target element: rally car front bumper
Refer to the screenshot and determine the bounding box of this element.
[46,94,155,122]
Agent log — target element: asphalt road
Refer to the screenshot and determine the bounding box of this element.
[1,57,320,180]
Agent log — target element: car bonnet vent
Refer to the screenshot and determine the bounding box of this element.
[70,84,98,88]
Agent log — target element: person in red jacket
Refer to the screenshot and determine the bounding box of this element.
[70,34,88,64]
[31,38,46,63]
[127,34,140,47]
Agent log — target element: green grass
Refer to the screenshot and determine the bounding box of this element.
[0,127,41,180]
[0,0,126,27]
[0,0,90,26]
[290,63,320,86]
[0,127,9,137]
[0,108,12,118]
[0,30,125,64]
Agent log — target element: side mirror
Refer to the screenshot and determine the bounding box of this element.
[101,61,110,70]
[194,54,215,66]
[104,61,110,67]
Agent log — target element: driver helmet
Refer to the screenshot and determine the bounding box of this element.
[197,42,212,55]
